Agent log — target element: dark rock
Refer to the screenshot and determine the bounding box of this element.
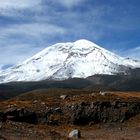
[0,122,2,129]
[0,112,6,122]
[64,101,140,125]
[5,108,37,124]
[0,135,7,140]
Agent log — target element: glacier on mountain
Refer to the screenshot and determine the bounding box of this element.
[0,39,140,83]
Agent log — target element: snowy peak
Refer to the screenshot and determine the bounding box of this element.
[23,39,102,65]
[0,39,140,83]
[73,39,105,51]
[74,39,97,49]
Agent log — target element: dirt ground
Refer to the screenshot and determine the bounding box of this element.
[1,120,140,140]
[0,91,140,140]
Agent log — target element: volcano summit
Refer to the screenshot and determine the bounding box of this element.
[0,39,140,83]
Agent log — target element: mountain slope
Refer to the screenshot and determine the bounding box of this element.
[0,39,140,83]
[0,68,140,100]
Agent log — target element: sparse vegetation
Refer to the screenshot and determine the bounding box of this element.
[0,91,140,140]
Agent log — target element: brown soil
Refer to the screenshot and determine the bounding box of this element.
[0,91,140,140]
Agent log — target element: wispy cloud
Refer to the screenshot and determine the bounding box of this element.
[0,43,44,67]
[55,0,84,8]
[0,0,42,16]
[0,0,140,67]
[0,23,66,38]
[0,0,41,9]
[119,46,140,60]
[0,22,66,67]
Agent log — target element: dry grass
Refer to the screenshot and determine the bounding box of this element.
[0,91,140,140]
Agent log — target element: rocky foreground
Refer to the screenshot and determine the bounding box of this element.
[0,91,140,140]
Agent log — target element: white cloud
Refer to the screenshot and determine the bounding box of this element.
[0,22,66,66]
[123,47,140,59]
[0,44,44,67]
[0,0,139,67]
[0,65,2,70]
[115,46,140,60]
[56,0,84,8]
[0,0,42,16]
[0,0,41,9]
[0,23,66,38]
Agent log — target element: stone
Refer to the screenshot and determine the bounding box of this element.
[68,129,81,138]
[5,108,37,124]
[91,92,96,96]
[99,91,108,96]
[0,135,7,140]
[0,122,2,129]
[41,102,45,105]
[60,95,68,100]
[33,100,38,104]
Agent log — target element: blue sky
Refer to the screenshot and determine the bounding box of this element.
[0,0,140,69]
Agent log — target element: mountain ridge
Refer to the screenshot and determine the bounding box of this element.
[0,39,140,83]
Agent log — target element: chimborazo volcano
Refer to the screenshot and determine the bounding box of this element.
[0,39,140,83]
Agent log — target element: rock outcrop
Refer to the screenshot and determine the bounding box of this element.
[0,98,140,125]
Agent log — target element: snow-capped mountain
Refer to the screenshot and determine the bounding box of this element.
[0,39,140,83]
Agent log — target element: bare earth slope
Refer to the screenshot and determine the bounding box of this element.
[0,91,140,140]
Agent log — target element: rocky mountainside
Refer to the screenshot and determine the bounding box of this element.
[0,39,140,83]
